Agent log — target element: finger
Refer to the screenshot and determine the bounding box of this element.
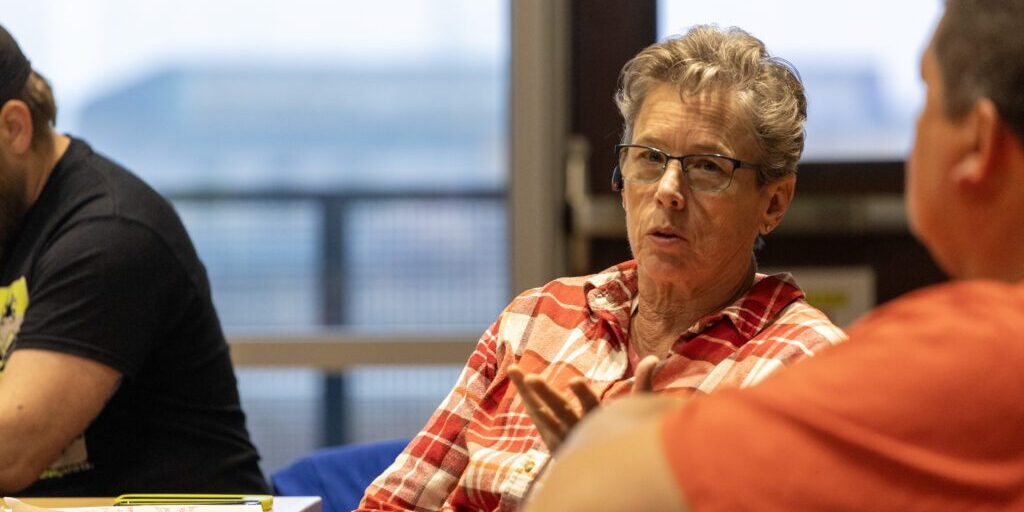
[568,377,601,413]
[509,366,568,448]
[509,365,541,407]
[633,355,659,394]
[510,366,550,419]
[526,376,580,427]
[531,407,567,450]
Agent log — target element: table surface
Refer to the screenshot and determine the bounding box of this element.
[18,499,113,507]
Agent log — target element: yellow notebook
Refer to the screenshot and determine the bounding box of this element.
[113,495,272,512]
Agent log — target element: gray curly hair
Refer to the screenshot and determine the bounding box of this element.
[615,24,807,185]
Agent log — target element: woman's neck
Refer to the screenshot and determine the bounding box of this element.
[630,257,756,359]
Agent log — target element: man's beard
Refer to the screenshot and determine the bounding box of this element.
[0,169,28,262]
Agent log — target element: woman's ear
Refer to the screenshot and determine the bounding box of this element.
[760,175,795,235]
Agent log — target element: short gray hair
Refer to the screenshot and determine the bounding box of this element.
[615,24,806,184]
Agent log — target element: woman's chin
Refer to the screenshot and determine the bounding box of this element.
[638,253,693,281]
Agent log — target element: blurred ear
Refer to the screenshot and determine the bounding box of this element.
[951,98,1001,191]
[0,99,34,155]
[759,174,795,235]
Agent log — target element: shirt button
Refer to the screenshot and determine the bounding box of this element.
[522,459,536,473]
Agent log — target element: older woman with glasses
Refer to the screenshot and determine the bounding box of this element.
[358,24,844,512]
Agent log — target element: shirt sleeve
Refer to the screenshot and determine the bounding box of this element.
[659,282,1024,512]
[357,316,503,511]
[13,217,190,379]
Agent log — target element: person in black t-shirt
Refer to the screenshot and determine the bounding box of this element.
[0,24,269,495]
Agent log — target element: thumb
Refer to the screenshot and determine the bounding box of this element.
[633,355,659,393]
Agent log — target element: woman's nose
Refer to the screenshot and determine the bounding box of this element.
[654,162,687,210]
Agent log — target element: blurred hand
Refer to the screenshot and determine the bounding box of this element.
[508,355,659,451]
[558,392,686,455]
[521,393,690,512]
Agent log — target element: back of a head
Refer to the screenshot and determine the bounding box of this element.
[934,0,1024,142]
[615,24,807,184]
[0,24,30,107]
[0,24,57,148]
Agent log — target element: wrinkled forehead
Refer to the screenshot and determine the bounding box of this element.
[643,83,757,140]
[639,83,747,126]
[634,83,759,154]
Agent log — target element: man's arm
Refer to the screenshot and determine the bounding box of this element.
[523,395,689,512]
[0,349,120,492]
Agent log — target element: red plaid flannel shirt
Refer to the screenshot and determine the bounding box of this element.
[357,260,845,511]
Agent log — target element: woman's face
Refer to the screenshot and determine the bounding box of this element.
[622,82,794,293]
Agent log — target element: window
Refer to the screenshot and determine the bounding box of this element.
[659,0,942,161]
[5,0,510,472]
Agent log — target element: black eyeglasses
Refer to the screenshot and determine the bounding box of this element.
[613,144,759,193]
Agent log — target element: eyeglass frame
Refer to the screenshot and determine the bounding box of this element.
[611,143,760,193]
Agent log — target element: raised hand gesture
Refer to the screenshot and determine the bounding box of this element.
[508,355,659,451]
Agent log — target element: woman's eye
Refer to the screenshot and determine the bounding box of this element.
[641,151,664,164]
[691,158,725,173]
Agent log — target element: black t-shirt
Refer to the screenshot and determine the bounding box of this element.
[0,137,269,495]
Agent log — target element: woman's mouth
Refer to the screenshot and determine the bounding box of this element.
[648,226,683,239]
[646,227,686,246]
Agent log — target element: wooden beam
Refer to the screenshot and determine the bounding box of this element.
[228,334,477,370]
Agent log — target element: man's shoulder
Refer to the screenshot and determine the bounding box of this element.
[845,279,1024,359]
[52,138,194,254]
[21,139,206,295]
[857,279,1024,327]
[62,138,176,221]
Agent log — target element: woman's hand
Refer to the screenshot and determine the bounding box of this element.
[508,355,659,451]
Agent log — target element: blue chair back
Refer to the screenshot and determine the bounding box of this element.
[272,438,409,512]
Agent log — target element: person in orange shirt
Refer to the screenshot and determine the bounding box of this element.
[523,0,1024,510]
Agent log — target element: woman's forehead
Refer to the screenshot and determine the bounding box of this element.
[634,84,758,155]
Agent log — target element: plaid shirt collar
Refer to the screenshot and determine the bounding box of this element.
[583,259,806,348]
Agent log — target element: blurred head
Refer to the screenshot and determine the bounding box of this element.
[0,24,58,247]
[932,0,1024,142]
[10,71,57,150]
[907,0,1024,278]
[613,25,801,293]
[0,24,55,149]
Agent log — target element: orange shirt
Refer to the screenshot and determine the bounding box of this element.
[662,279,1024,511]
